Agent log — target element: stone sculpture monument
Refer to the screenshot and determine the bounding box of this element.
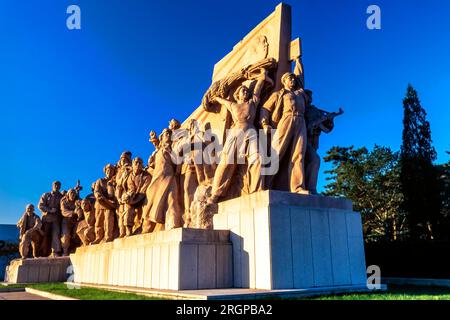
[5,3,366,298]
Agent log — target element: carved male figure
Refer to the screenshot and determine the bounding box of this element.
[304,89,343,194]
[168,118,190,222]
[260,57,310,194]
[38,181,63,256]
[75,198,96,246]
[60,189,79,256]
[93,164,118,243]
[17,204,42,259]
[207,75,266,203]
[115,151,132,237]
[122,157,151,236]
[184,120,217,226]
[169,119,199,225]
[142,129,182,233]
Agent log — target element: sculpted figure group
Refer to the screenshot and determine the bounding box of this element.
[17,55,342,259]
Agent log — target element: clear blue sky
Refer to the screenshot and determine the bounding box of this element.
[0,0,449,224]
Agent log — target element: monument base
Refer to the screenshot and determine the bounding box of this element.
[213,190,368,290]
[4,191,367,297]
[70,282,382,300]
[70,228,233,290]
[4,257,71,284]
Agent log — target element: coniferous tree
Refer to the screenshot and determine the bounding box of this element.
[436,152,450,238]
[400,84,439,240]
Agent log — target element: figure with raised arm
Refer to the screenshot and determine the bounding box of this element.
[259,56,310,194]
[206,74,267,204]
[142,129,182,233]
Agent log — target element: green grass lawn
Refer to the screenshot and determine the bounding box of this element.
[307,285,450,300]
[22,283,161,300]
[4,283,450,300]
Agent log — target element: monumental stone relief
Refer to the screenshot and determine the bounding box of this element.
[15,4,343,259]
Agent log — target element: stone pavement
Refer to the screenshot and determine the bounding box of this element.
[0,291,49,300]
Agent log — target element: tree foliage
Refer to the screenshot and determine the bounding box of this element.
[324,145,404,242]
[435,153,450,238]
[440,153,450,217]
[400,85,440,239]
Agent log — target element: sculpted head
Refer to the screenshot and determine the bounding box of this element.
[189,119,199,135]
[233,85,250,103]
[281,72,296,91]
[25,204,35,215]
[67,189,77,202]
[159,128,172,145]
[257,35,269,53]
[132,157,143,175]
[119,151,132,167]
[52,181,61,193]
[104,164,116,180]
[169,119,181,131]
[81,199,92,212]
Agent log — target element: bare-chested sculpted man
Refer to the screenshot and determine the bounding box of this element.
[206,75,266,204]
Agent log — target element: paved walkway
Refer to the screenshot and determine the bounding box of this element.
[0,291,49,300]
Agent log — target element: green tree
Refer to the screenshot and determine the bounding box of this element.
[435,152,450,238]
[442,152,450,216]
[324,145,404,242]
[400,84,440,239]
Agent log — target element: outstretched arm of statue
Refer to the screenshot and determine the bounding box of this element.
[294,57,305,89]
[212,96,233,113]
[149,131,160,150]
[252,77,266,107]
[259,91,277,129]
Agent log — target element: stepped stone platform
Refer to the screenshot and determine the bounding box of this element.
[4,257,71,284]
[70,282,379,300]
[214,190,367,290]
[70,228,233,291]
[4,191,368,297]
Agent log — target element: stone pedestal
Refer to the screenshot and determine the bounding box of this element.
[5,257,71,283]
[70,228,233,290]
[213,190,367,290]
